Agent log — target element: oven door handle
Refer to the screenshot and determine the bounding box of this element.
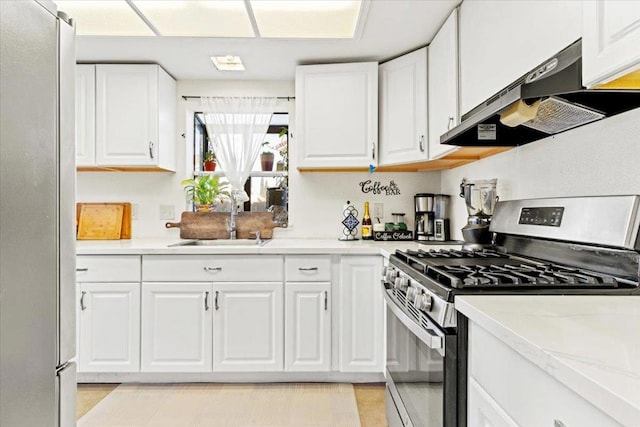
[382,285,445,355]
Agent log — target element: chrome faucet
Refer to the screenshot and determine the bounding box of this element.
[225,194,238,240]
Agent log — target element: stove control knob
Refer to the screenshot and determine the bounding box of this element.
[394,276,409,291]
[406,286,418,303]
[385,268,398,282]
[414,293,433,312]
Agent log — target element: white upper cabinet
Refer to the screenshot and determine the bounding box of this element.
[296,62,378,169]
[582,1,640,87]
[75,64,96,167]
[379,48,428,165]
[94,64,176,171]
[459,0,582,115]
[428,8,459,160]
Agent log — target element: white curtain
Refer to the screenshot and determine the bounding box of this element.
[200,97,276,203]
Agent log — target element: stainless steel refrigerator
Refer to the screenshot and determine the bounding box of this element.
[1,1,77,426]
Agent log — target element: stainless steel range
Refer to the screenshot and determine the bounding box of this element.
[383,195,640,427]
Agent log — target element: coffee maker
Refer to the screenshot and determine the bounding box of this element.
[459,178,498,249]
[433,194,451,241]
[414,193,434,241]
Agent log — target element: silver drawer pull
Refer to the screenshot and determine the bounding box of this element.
[298,267,318,271]
[204,266,222,272]
[76,268,88,272]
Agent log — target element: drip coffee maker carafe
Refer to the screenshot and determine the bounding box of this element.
[459,178,498,249]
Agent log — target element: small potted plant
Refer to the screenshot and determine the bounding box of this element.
[260,141,274,171]
[275,127,288,172]
[203,151,216,171]
[180,175,230,212]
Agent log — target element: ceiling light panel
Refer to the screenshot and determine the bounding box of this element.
[249,0,362,38]
[131,1,254,37]
[211,55,245,71]
[54,1,155,36]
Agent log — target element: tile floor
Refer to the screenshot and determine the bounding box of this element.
[77,383,387,427]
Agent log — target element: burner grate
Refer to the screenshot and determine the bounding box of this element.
[430,263,620,289]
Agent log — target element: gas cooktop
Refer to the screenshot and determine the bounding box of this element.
[396,249,620,290]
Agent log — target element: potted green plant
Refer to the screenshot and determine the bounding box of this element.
[276,127,288,172]
[203,151,216,171]
[260,141,274,171]
[180,175,230,212]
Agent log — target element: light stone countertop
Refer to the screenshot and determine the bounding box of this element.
[76,237,461,257]
[455,295,640,426]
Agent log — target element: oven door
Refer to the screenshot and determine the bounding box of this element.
[384,286,458,427]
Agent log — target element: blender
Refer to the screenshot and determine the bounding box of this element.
[459,178,498,249]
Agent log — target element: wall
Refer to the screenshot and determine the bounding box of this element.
[441,108,640,240]
[77,80,440,238]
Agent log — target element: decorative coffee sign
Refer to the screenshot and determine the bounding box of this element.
[359,180,401,196]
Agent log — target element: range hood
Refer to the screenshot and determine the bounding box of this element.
[442,39,640,147]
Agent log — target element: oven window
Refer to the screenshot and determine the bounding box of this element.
[387,306,445,425]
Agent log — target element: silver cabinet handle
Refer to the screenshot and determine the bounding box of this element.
[447,117,454,130]
[419,135,425,152]
[204,266,222,272]
[214,291,219,310]
[324,291,328,311]
[80,291,86,311]
[298,267,318,271]
[371,142,376,160]
[76,268,88,272]
[149,141,154,159]
[204,291,210,311]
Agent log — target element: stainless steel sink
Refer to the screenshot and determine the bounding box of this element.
[169,239,267,247]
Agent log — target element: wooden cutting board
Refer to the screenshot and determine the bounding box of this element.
[166,212,282,240]
[77,203,132,240]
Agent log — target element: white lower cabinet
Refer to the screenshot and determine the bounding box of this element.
[468,321,622,426]
[78,282,140,372]
[213,282,283,372]
[141,282,212,372]
[285,282,331,372]
[339,256,383,373]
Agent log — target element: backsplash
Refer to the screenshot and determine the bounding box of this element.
[441,107,640,241]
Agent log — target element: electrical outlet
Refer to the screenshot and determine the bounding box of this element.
[131,204,140,220]
[159,204,175,220]
[373,203,384,221]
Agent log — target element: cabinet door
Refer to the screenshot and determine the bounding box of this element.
[78,282,140,372]
[285,282,331,372]
[75,64,95,167]
[296,62,378,168]
[141,282,212,372]
[582,1,640,87]
[95,64,158,166]
[468,378,519,427]
[459,1,581,115]
[379,48,428,165]
[339,256,383,372]
[213,282,283,372]
[428,9,459,160]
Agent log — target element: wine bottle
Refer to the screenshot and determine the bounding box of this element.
[362,202,372,240]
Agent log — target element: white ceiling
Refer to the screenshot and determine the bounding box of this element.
[73,0,461,81]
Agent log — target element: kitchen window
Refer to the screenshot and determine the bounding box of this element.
[191,112,288,220]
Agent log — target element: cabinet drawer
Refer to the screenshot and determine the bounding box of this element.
[285,256,332,282]
[76,256,141,282]
[142,255,284,282]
